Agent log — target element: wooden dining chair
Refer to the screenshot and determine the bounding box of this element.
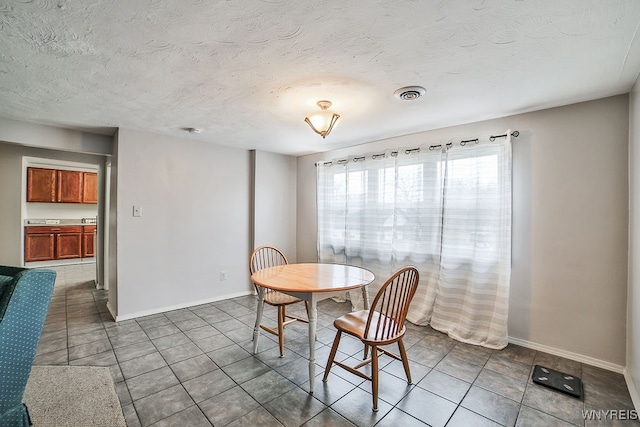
[322,266,419,411]
[249,246,309,357]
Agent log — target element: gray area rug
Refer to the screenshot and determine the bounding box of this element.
[24,366,126,427]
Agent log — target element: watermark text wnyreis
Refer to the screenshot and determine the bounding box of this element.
[582,410,638,421]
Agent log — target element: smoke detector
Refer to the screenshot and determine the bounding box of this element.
[394,86,426,101]
[188,128,201,135]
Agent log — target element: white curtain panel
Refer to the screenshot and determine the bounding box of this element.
[317,133,512,349]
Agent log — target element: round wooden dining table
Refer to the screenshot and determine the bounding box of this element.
[251,263,375,393]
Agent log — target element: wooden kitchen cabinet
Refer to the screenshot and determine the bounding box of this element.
[56,226,82,259]
[25,226,82,262]
[26,167,97,204]
[82,225,96,258]
[24,228,55,262]
[26,168,57,202]
[57,170,84,203]
[82,172,98,204]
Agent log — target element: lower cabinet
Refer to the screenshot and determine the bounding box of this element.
[82,226,96,258]
[24,232,55,262]
[25,226,83,262]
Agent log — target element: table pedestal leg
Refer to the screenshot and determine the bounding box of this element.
[253,287,265,354]
[308,298,318,393]
[361,285,370,310]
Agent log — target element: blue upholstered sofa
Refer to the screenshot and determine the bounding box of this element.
[0,266,56,427]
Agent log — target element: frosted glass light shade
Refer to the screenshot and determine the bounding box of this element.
[305,100,340,139]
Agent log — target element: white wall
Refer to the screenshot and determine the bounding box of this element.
[297,95,629,368]
[252,150,297,262]
[0,142,106,266]
[114,129,253,319]
[0,117,111,155]
[628,78,640,407]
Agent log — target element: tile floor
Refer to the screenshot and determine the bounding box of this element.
[33,264,638,426]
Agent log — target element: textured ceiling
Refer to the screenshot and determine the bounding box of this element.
[1,0,639,155]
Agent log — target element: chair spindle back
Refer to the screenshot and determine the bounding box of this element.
[249,246,288,294]
[365,266,419,342]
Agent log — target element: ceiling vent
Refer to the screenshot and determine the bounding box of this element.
[394,86,426,101]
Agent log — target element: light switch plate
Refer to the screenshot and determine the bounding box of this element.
[133,206,142,217]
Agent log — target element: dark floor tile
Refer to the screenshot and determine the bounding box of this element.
[302,408,355,427]
[516,405,576,427]
[375,407,429,427]
[222,355,272,384]
[67,328,109,347]
[70,349,117,367]
[484,352,532,382]
[461,386,520,426]
[274,356,325,386]
[225,406,283,427]
[417,369,471,404]
[448,342,493,366]
[122,403,142,427]
[357,370,413,406]
[475,367,527,402]
[68,338,113,360]
[36,337,68,355]
[330,386,392,427]
[304,372,357,404]
[395,386,457,427]
[109,330,150,349]
[191,333,235,353]
[150,405,212,427]
[126,366,180,401]
[522,382,585,425]
[173,317,208,332]
[207,343,251,367]
[114,340,158,363]
[33,348,68,365]
[145,324,183,340]
[152,332,192,351]
[114,380,132,406]
[199,386,260,426]
[434,353,483,383]
[136,315,172,331]
[263,387,327,427]
[120,352,167,379]
[133,384,194,426]
[381,358,431,385]
[182,369,236,403]
[170,354,218,383]
[241,370,297,404]
[183,325,220,341]
[447,407,501,427]
[160,342,203,364]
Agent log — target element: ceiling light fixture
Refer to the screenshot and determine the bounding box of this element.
[304,100,340,139]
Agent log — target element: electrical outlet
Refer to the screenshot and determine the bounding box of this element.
[220,271,227,281]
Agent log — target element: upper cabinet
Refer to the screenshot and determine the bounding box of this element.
[56,170,83,203]
[27,167,97,204]
[26,167,57,202]
[82,172,98,204]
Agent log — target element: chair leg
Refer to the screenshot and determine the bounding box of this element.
[363,344,369,360]
[323,330,342,382]
[398,339,412,384]
[371,345,379,412]
[277,306,285,357]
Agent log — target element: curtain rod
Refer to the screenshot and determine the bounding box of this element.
[317,130,519,167]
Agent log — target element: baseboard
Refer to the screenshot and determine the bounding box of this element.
[115,290,254,322]
[624,368,640,411]
[508,336,625,374]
